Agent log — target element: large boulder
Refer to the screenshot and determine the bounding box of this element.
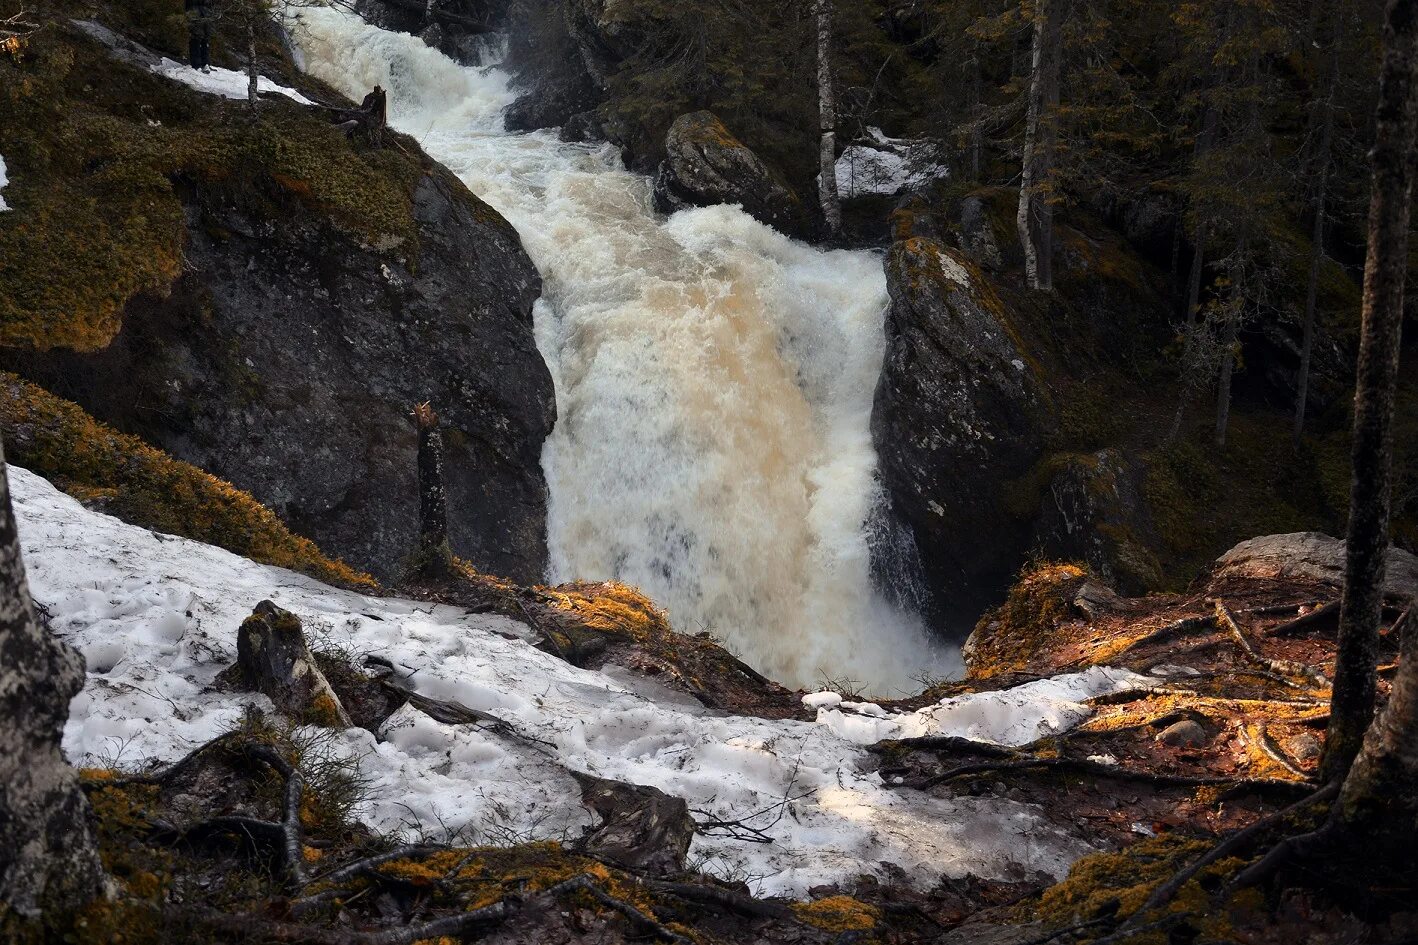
[1214,532,1418,601]
[871,228,1049,628]
[14,166,554,585]
[653,111,809,236]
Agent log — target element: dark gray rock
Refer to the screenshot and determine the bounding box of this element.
[653,111,809,237]
[871,235,1048,629]
[1034,448,1163,595]
[13,167,555,584]
[573,773,695,876]
[235,601,352,728]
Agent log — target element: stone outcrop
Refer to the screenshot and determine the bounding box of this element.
[871,230,1048,627]
[573,774,695,876]
[235,600,352,728]
[653,111,809,236]
[1214,532,1418,601]
[16,165,554,585]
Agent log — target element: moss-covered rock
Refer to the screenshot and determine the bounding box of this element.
[653,110,810,236]
[3,18,555,583]
[0,372,373,587]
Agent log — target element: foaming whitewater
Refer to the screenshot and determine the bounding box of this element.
[292,8,957,693]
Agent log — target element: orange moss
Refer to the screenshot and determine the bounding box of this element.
[791,895,880,932]
[967,562,1087,678]
[0,372,374,589]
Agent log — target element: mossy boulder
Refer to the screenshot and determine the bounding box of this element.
[653,110,810,236]
[0,372,372,588]
[4,19,554,583]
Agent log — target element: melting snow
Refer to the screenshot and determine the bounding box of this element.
[152,58,313,105]
[12,465,1130,896]
[833,128,948,199]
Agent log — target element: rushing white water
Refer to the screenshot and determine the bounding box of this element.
[292,8,956,692]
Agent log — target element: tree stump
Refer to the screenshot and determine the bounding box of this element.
[235,600,352,728]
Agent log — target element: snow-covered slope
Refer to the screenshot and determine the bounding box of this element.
[13,466,1144,896]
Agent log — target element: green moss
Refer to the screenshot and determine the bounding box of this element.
[0,372,375,589]
[0,21,426,351]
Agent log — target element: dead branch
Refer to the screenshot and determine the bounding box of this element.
[645,879,794,920]
[245,744,309,889]
[1215,600,1330,688]
[1266,599,1340,637]
[305,843,444,888]
[867,735,1018,758]
[380,679,558,753]
[898,755,1312,796]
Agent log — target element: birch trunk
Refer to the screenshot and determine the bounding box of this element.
[815,0,841,237]
[1016,0,1063,291]
[247,20,260,112]
[0,441,107,917]
[1322,0,1418,783]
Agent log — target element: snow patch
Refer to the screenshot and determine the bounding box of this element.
[13,465,1107,896]
[816,668,1155,747]
[152,58,313,105]
[0,154,9,212]
[832,128,948,199]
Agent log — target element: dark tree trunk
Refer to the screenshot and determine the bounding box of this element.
[0,441,107,917]
[410,402,454,578]
[1017,0,1064,291]
[1322,0,1418,783]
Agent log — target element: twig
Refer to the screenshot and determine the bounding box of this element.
[306,844,444,888]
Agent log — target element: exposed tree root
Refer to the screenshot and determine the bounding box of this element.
[646,879,795,920]
[1215,600,1330,688]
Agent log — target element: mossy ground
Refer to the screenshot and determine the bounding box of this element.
[1,371,374,588]
[0,5,438,351]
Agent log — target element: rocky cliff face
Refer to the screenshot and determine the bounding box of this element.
[3,17,555,584]
[18,166,553,584]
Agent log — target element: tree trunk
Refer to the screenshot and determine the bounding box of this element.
[1331,605,1418,850]
[1322,0,1418,784]
[1214,302,1239,448]
[247,20,260,113]
[410,402,454,578]
[1293,7,1342,451]
[815,0,841,238]
[0,441,107,917]
[968,49,983,181]
[1017,0,1064,291]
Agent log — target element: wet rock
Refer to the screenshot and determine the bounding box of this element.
[653,111,809,237]
[871,231,1047,627]
[1156,719,1208,748]
[14,166,554,584]
[1288,733,1323,762]
[958,195,1005,270]
[1214,533,1418,600]
[236,601,352,728]
[573,774,694,876]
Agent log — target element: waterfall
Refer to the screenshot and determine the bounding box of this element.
[291,8,957,693]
